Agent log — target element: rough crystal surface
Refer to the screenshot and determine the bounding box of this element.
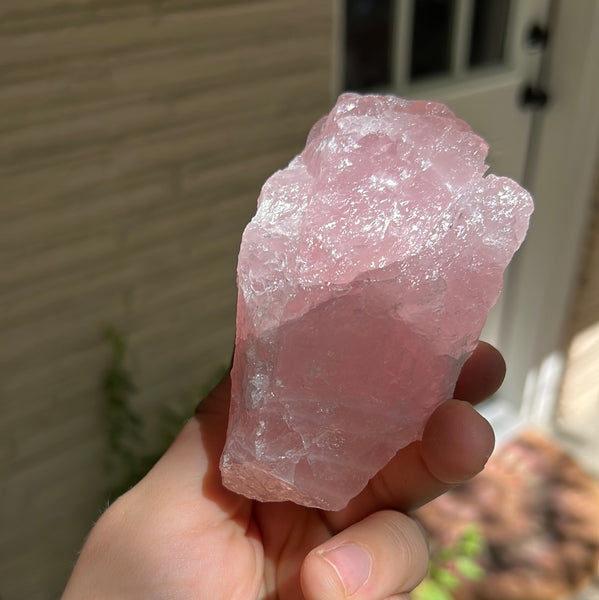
[220,93,533,510]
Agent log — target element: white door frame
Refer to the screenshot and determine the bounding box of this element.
[499,0,599,431]
[331,0,599,440]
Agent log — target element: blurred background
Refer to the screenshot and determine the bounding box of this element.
[1,1,598,598]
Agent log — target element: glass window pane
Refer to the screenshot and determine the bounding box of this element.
[410,0,455,80]
[469,0,511,68]
[344,0,394,91]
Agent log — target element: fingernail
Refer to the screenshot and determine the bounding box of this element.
[321,543,372,596]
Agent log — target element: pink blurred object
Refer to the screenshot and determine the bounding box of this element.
[219,93,533,510]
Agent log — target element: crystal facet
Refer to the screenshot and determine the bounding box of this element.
[220,93,533,510]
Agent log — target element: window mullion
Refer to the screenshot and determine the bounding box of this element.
[392,0,414,92]
[452,0,475,76]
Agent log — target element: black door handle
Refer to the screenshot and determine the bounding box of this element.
[525,24,549,50]
[520,85,549,109]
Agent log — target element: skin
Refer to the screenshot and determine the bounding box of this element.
[62,341,504,600]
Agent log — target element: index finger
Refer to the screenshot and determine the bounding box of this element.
[453,340,506,404]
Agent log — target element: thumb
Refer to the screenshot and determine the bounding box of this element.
[301,511,429,600]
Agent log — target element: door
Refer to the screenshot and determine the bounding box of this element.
[338,0,552,349]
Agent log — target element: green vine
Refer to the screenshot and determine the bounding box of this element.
[101,326,226,502]
[413,524,486,600]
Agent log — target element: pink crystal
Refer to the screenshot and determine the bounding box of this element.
[220,93,533,510]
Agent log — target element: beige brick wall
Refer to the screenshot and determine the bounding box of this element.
[0,2,333,597]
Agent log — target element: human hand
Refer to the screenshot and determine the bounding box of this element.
[62,341,503,600]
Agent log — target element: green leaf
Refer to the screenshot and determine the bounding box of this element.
[434,567,460,590]
[436,547,454,564]
[413,579,454,600]
[459,525,484,556]
[454,556,484,581]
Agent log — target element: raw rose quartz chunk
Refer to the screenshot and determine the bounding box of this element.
[220,93,533,510]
